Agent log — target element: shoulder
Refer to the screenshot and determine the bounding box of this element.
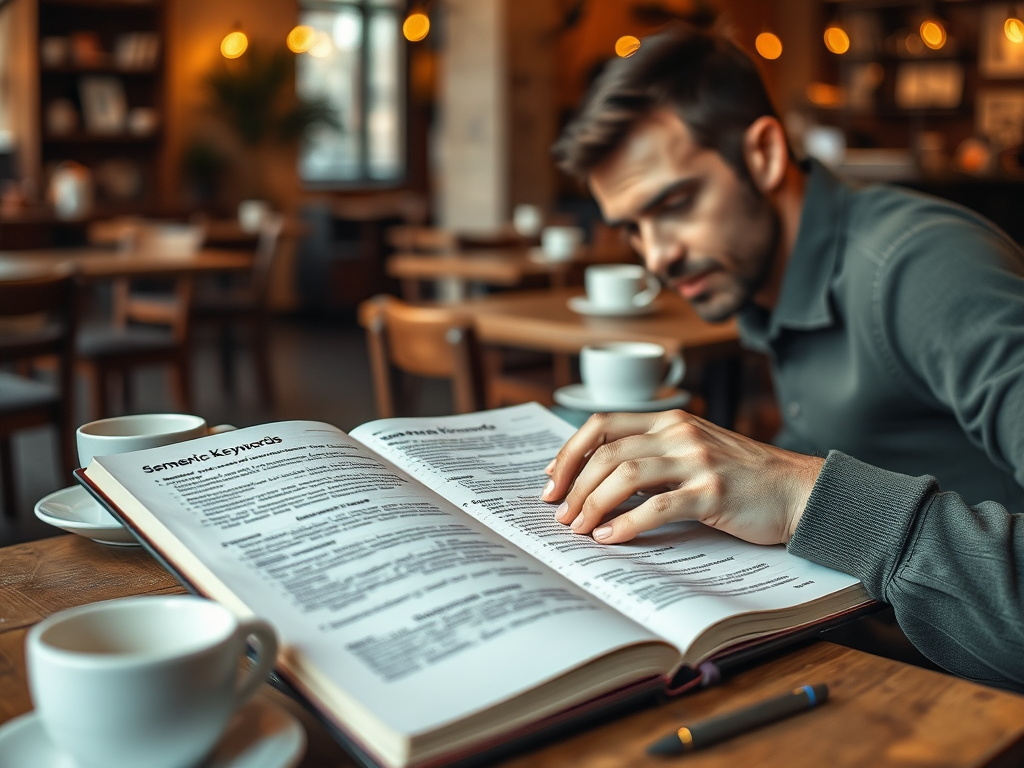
[838,182,1024,296]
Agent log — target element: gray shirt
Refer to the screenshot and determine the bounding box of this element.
[739,161,1024,690]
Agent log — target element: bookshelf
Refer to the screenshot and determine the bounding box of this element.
[35,0,166,217]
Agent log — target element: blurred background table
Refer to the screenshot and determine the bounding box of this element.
[0,248,252,282]
[2,535,1024,768]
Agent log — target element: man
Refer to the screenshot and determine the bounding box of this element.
[542,25,1024,690]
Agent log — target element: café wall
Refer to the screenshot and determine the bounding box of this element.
[160,0,299,212]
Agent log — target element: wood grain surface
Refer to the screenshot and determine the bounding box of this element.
[458,287,740,355]
[2,535,1023,767]
[0,248,252,282]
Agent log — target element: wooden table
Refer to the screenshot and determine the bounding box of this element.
[387,248,582,302]
[0,247,252,282]
[458,286,739,356]
[3,535,1024,768]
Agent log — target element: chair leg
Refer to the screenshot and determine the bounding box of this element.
[89,364,110,421]
[252,316,275,407]
[171,351,193,413]
[121,370,133,413]
[219,321,235,395]
[0,435,16,519]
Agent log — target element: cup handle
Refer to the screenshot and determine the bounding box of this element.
[661,353,685,389]
[633,273,661,307]
[209,424,238,435]
[231,618,279,708]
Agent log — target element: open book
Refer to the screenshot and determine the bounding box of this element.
[78,403,870,768]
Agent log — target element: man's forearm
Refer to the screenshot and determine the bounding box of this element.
[789,451,1024,692]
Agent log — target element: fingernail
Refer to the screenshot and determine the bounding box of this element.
[554,501,568,522]
[594,526,612,541]
[570,513,585,531]
[541,480,554,499]
[544,459,555,474]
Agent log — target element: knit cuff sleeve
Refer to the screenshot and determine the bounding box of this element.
[787,450,936,599]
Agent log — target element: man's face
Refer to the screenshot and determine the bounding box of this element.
[589,109,779,322]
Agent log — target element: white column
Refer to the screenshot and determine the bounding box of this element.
[436,0,506,232]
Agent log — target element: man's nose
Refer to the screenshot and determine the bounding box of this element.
[638,220,684,275]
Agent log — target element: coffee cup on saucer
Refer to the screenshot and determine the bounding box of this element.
[585,264,660,311]
[27,595,278,768]
[541,226,584,261]
[580,342,684,405]
[77,413,234,468]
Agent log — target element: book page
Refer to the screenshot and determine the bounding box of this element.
[91,422,663,738]
[352,404,863,659]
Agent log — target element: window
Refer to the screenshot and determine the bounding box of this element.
[297,0,405,186]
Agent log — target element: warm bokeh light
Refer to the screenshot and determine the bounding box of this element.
[920,19,946,50]
[806,82,844,107]
[905,33,924,55]
[755,32,783,60]
[287,25,316,53]
[403,12,430,42]
[1006,17,1024,43]
[615,35,641,58]
[220,31,248,59]
[824,26,850,54]
[309,30,333,58]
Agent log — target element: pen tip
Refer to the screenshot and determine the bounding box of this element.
[646,733,685,756]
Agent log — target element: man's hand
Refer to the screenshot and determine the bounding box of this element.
[541,410,824,545]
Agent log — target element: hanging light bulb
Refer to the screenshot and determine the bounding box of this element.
[1006,6,1024,43]
[755,32,783,60]
[824,25,850,54]
[615,35,641,58]
[919,19,946,50]
[220,29,248,59]
[403,12,430,42]
[287,25,316,54]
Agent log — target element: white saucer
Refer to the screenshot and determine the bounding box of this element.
[0,699,305,768]
[567,296,658,317]
[34,485,139,546]
[554,384,691,413]
[527,246,576,265]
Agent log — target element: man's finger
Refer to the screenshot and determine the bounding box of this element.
[542,412,662,501]
[592,488,702,544]
[568,457,689,534]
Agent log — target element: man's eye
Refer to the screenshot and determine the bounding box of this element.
[623,222,640,238]
[663,195,692,213]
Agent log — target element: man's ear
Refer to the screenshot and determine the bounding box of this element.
[743,116,789,194]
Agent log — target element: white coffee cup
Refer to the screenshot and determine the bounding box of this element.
[541,225,584,261]
[77,413,233,468]
[585,264,661,310]
[580,341,684,403]
[513,204,543,237]
[238,199,270,234]
[27,595,278,768]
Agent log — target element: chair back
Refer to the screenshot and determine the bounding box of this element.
[358,294,480,417]
[113,276,194,343]
[0,270,78,365]
[250,212,286,303]
[386,225,456,253]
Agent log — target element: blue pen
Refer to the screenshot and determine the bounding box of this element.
[647,683,829,756]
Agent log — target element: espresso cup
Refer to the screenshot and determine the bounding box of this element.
[541,226,584,261]
[77,413,234,468]
[27,595,278,768]
[581,342,684,403]
[585,264,660,310]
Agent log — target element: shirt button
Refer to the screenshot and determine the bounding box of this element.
[787,402,801,418]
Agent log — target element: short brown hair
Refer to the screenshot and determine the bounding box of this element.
[552,25,783,181]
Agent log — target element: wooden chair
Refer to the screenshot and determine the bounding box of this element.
[0,271,78,517]
[357,294,482,418]
[76,274,194,419]
[190,212,285,405]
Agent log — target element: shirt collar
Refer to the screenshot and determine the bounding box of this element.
[740,159,848,344]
